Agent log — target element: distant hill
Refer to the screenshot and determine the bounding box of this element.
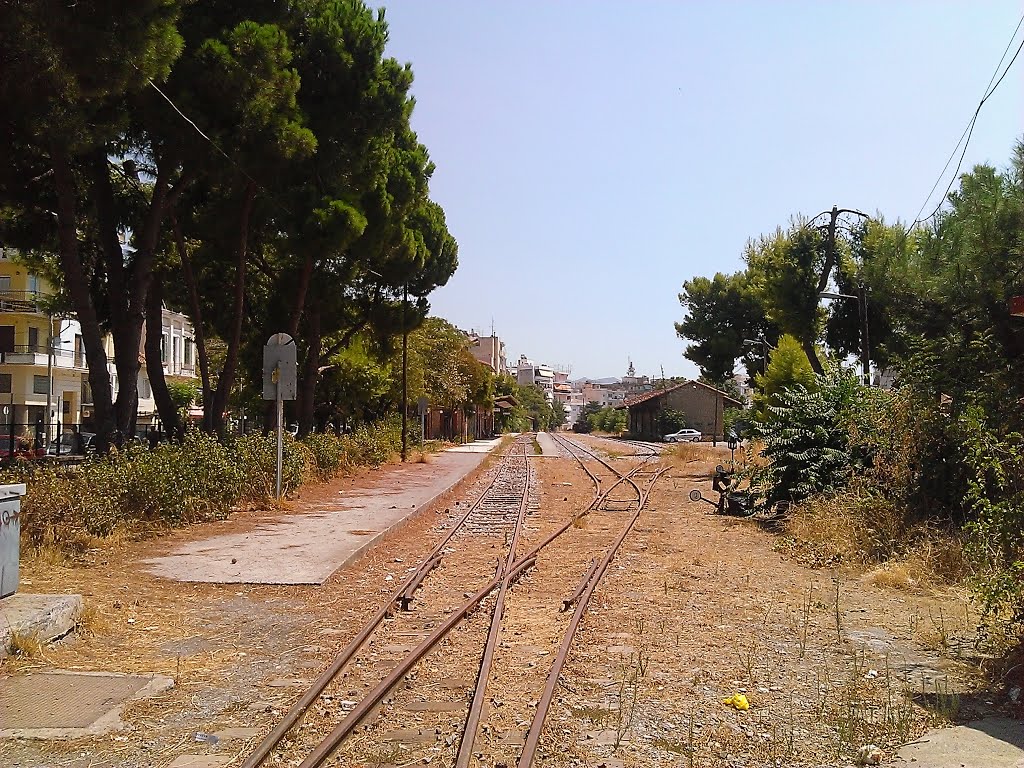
[572,376,620,386]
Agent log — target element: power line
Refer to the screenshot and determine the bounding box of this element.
[910,13,1024,227]
[144,77,259,188]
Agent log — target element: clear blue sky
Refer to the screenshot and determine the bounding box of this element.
[377,1,1024,381]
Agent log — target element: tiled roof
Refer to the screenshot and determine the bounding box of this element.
[617,380,743,409]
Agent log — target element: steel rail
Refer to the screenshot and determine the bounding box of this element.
[298,554,538,768]
[292,436,616,767]
[518,467,670,767]
[241,438,529,768]
[553,433,652,511]
[455,455,534,767]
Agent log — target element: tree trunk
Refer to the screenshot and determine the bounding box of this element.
[297,305,322,437]
[210,181,257,436]
[173,215,215,432]
[801,338,824,375]
[90,149,176,439]
[145,274,181,439]
[51,146,116,450]
[288,254,314,337]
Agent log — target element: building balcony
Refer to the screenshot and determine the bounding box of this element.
[0,346,87,370]
[0,290,48,315]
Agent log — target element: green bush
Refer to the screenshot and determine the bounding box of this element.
[958,411,1024,624]
[9,415,406,548]
[303,431,350,479]
[751,368,863,509]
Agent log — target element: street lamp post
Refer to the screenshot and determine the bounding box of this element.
[45,314,54,445]
[819,290,870,385]
[743,338,771,375]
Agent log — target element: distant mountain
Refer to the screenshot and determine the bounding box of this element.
[572,376,620,386]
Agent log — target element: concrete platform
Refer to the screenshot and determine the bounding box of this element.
[0,670,173,739]
[0,593,82,658]
[894,718,1024,767]
[535,432,565,457]
[143,445,496,585]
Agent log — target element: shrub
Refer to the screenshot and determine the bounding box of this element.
[957,411,1024,625]
[230,432,312,500]
[9,414,405,549]
[751,368,863,510]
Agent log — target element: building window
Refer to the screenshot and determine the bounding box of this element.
[0,374,10,394]
[0,276,10,293]
[172,336,179,370]
[161,333,170,364]
[184,339,194,367]
[28,326,39,352]
[33,375,49,395]
[139,376,152,399]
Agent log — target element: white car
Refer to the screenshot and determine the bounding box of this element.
[664,429,701,443]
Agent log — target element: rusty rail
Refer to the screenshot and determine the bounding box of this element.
[561,558,599,612]
[297,555,538,768]
[255,433,649,768]
[518,467,669,767]
[455,458,533,767]
[241,440,528,768]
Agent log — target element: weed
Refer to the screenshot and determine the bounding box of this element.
[739,645,758,684]
[833,573,843,642]
[6,629,43,658]
[75,603,109,637]
[612,666,642,750]
[571,704,611,726]
[650,735,685,754]
[799,582,814,658]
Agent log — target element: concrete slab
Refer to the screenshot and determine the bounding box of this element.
[0,670,173,739]
[535,432,565,457]
[445,437,504,454]
[894,718,1024,767]
[143,449,492,584]
[0,593,82,658]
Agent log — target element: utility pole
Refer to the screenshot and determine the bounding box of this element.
[858,283,870,386]
[401,283,408,462]
[814,205,872,385]
[815,206,841,296]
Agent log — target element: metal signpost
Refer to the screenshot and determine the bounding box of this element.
[263,334,297,499]
[417,396,428,450]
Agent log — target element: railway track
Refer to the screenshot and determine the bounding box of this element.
[242,432,667,768]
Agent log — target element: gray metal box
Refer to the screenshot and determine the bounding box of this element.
[0,483,26,598]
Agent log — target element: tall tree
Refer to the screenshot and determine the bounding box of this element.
[0,0,185,447]
[676,271,771,382]
[745,225,828,373]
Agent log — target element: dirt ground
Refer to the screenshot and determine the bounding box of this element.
[1,437,1012,768]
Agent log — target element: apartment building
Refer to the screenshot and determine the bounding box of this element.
[0,247,196,438]
[515,355,555,400]
[467,331,507,374]
[0,251,85,437]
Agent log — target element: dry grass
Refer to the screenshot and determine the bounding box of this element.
[75,602,112,638]
[782,491,967,586]
[666,441,729,465]
[6,629,44,659]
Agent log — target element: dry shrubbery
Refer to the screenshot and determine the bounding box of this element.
[780,488,968,588]
[7,418,404,551]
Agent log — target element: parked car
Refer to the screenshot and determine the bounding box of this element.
[46,432,97,457]
[663,429,702,443]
